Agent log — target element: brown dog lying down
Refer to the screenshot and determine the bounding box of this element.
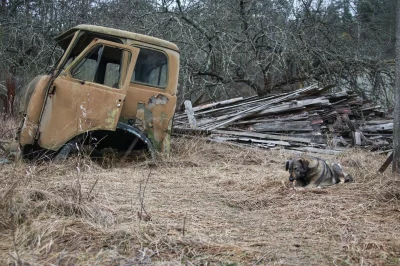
[285,155,353,188]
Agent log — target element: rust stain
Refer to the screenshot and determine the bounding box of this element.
[19,75,51,146]
[105,107,119,128]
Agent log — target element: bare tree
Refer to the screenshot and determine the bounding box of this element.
[0,0,397,113]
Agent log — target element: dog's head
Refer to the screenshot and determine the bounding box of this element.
[285,157,309,182]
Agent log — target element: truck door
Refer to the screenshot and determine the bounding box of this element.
[37,39,139,151]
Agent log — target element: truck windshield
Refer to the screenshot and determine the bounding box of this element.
[62,33,122,71]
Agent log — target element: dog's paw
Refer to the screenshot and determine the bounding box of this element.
[344,174,354,183]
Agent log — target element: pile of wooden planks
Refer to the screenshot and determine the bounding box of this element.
[173,84,393,155]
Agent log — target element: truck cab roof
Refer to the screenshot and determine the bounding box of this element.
[55,24,179,52]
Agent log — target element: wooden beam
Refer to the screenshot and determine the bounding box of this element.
[184,100,197,129]
[252,121,313,132]
[213,130,312,143]
[361,123,393,132]
[378,152,393,173]
[207,84,321,130]
[211,136,291,146]
[192,97,243,112]
[289,147,343,155]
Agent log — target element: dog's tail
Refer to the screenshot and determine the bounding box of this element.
[332,163,354,183]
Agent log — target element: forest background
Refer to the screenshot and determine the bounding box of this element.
[0,0,396,112]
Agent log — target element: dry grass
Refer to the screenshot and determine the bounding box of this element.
[1,122,400,265]
[0,116,18,141]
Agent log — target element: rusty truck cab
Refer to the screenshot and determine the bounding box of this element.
[19,25,179,159]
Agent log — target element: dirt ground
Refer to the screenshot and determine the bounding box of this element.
[1,135,400,265]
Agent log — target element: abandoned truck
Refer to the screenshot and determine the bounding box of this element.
[18,25,179,160]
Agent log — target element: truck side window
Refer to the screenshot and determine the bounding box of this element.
[71,45,125,88]
[131,48,168,88]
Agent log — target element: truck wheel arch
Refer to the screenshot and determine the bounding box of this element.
[115,122,156,159]
[51,122,156,162]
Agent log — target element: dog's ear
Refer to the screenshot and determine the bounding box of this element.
[285,160,291,171]
[299,158,309,170]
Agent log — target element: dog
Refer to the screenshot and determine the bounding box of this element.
[285,155,353,188]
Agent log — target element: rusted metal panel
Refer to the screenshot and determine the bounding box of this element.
[38,78,126,150]
[19,25,180,157]
[19,75,51,146]
[122,87,177,152]
[125,42,180,96]
[120,47,179,152]
[37,40,139,151]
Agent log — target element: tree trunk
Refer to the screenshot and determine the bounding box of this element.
[5,66,16,116]
[393,0,400,173]
[1,0,5,15]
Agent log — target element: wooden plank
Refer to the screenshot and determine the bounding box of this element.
[210,136,291,146]
[207,84,321,130]
[368,135,384,140]
[360,123,393,132]
[291,98,331,107]
[333,136,348,147]
[252,121,313,132]
[361,105,381,111]
[196,117,225,127]
[378,152,393,173]
[197,103,306,129]
[231,114,309,125]
[254,103,305,116]
[193,93,286,116]
[197,114,237,129]
[212,130,312,144]
[184,100,197,129]
[377,149,393,154]
[289,147,343,155]
[326,92,348,99]
[121,137,140,162]
[364,120,393,125]
[285,133,328,144]
[192,97,243,112]
[354,132,362,145]
[358,130,373,144]
[173,85,394,155]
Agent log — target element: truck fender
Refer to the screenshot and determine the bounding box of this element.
[116,122,156,159]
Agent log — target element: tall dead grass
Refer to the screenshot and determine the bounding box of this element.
[1,114,400,265]
[0,115,18,141]
[0,135,256,264]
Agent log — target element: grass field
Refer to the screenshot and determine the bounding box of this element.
[1,118,400,265]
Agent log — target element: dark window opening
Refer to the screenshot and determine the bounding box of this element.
[71,45,127,89]
[131,48,168,88]
[62,33,122,70]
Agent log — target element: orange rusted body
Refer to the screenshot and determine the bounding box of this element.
[18,25,179,157]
